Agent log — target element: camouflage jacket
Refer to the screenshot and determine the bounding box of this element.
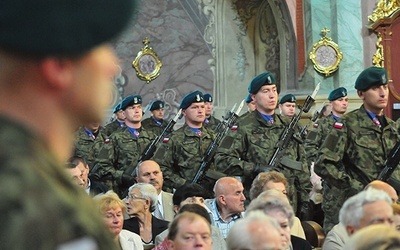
[214,110,310,207]
[315,105,400,194]
[141,117,169,136]
[103,119,124,136]
[203,115,221,131]
[92,126,157,193]
[0,116,116,249]
[152,124,216,189]
[304,114,336,165]
[73,126,108,169]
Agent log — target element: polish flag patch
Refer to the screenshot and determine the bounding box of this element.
[163,138,170,143]
[313,123,319,128]
[231,125,238,131]
[104,138,110,143]
[334,122,343,129]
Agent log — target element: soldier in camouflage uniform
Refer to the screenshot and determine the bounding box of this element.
[0,0,136,248]
[315,67,400,233]
[203,93,221,131]
[74,122,108,169]
[304,87,348,231]
[142,100,168,136]
[278,94,297,118]
[215,72,311,218]
[92,95,158,197]
[152,90,217,192]
[103,102,126,136]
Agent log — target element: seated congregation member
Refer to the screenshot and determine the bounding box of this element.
[141,100,168,136]
[135,160,174,221]
[343,224,400,250]
[124,183,169,247]
[227,210,284,250]
[69,156,108,196]
[247,196,312,250]
[94,191,143,250]
[65,159,85,188]
[322,187,394,250]
[167,212,213,250]
[155,183,225,250]
[205,177,246,239]
[392,203,400,231]
[250,172,306,239]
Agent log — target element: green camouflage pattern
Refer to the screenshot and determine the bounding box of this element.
[141,117,169,136]
[152,124,216,190]
[204,115,221,131]
[214,111,311,213]
[103,119,124,136]
[304,115,336,165]
[315,105,400,231]
[0,116,117,249]
[73,126,108,169]
[92,127,157,195]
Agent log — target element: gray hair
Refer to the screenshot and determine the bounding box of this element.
[339,188,392,227]
[128,183,158,212]
[246,196,294,227]
[227,210,280,250]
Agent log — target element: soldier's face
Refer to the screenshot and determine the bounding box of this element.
[136,161,164,194]
[330,97,348,116]
[124,104,143,123]
[279,102,296,117]
[358,84,388,115]
[151,108,165,120]
[253,85,278,115]
[69,45,117,123]
[116,110,126,121]
[183,102,205,127]
[204,102,213,117]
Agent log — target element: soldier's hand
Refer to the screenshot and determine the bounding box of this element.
[120,174,136,187]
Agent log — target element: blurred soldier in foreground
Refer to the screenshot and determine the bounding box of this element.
[0,0,136,248]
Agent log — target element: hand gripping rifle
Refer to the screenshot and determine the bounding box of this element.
[300,102,326,140]
[192,100,245,184]
[377,140,400,192]
[268,83,320,170]
[130,109,183,176]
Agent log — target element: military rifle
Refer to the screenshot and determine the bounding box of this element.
[268,83,320,170]
[300,102,325,140]
[130,109,182,176]
[192,100,244,184]
[377,140,400,192]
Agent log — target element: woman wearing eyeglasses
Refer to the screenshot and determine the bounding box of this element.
[123,183,169,248]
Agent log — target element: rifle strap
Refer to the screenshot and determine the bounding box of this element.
[280,156,303,171]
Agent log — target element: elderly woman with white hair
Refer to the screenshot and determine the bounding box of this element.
[123,183,169,247]
[247,196,312,250]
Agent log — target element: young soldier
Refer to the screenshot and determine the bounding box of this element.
[278,94,297,118]
[142,100,168,136]
[203,93,221,131]
[104,102,126,136]
[315,66,400,232]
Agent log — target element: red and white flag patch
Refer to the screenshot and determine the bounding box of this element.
[231,125,238,131]
[163,138,170,143]
[333,122,343,129]
[313,123,319,128]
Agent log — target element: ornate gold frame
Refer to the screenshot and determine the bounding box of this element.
[132,38,162,83]
[309,28,343,77]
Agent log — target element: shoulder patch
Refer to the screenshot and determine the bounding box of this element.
[333,122,343,129]
[231,125,238,131]
[313,123,318,128]
[104,138,110,143]
[163,138,170,143]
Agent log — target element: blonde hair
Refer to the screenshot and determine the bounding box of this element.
[93,190,126,214]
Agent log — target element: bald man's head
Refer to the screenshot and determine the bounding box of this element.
[366,180,398,203]
[214,177,241,196]
[135,160,164,194]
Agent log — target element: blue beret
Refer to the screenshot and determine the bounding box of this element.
[179,91,204,109]
[355,67,388,91]
[328,87,347,101]
[279,94,296,104]
[120,95,142,110]
[0,0,136,57]
[203,94,213,102]
[112,102,122,113]
[150,100,165,111]
[245,94,253,104]
[248,72,277,94]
